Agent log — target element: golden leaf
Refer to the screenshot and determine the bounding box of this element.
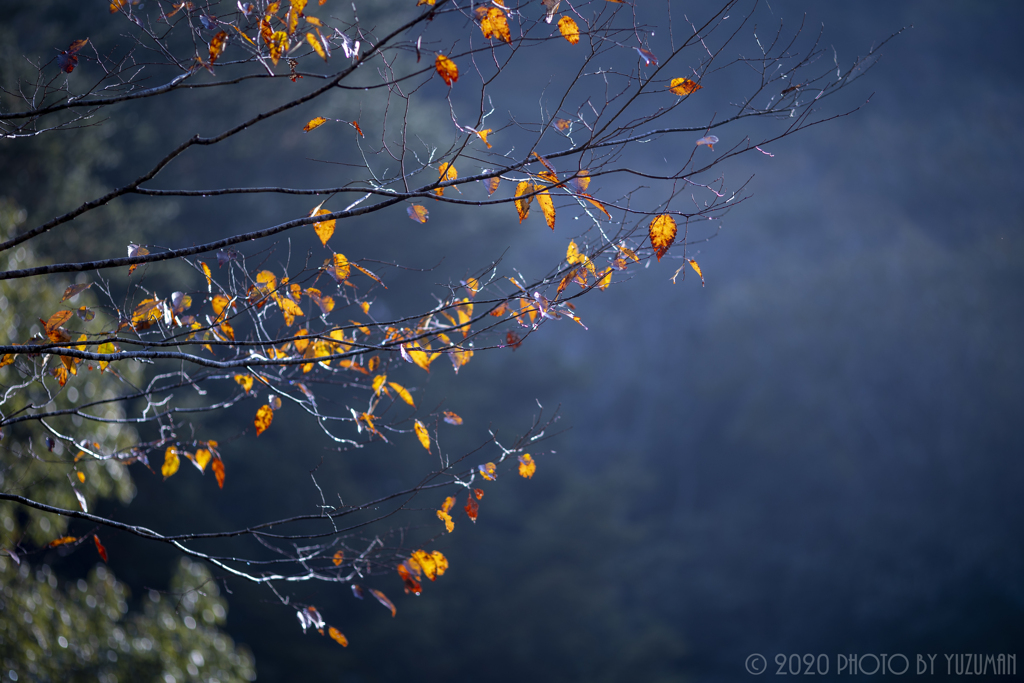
[45,310,74,335]
[596,267,613,290]
[414,420,430,451]
[48,536,77,548]
[435,54,458,86]
[332,550,344,565]
[195,448,212,472]
[437,509,454,533]
[254,404,274,436]
[304,116,328,132]
[61,283,91,302]
[312,208,335,246]
[535,185,555,229]
[443,410,462,425]
[557,16,579,44]
[327,253,350,283]
[688,258,705,286]
[162,446,180,478]
[475,128,493,148]
[480,7,511,44]
[441,495,455,513]
[649,214,677,261]
[485,176,501,195]
[407,204,429,223]
[669,77,702,96]
[209,31,229,63]
[478,462,497,481]
[306,31,327,60]
[435,162,457,197]
[518,453,536,478]
[371,373,387,396]
[388,382,415,407]
[268,31,289,65]
[328,626,348,647]
[514,180,533,222]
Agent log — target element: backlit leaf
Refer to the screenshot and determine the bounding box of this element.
[209,31,229,63]
[535,186,555,229]
[212,456,225,488]
[443,410,463,425]
[304,116,328,132]
[436,509,454,533]
[514,181,533,222]
[407,204,429,223]
[435,54,458,86]
[434,162,457,196]
[695,135,719,150]
[474,128,493,148]
[398,561,423,594]
[414,420,430,451]
[234,374,254,392]
[333,550,344,566]
[634,46,658,66]
[388,382,415,407]
[328,626,348,646]
[372,374,387,396]
[688,258,705,286]
[617,243,640,262]
[195,448,212,472]
[518,453,536,478]
[649,214,677,261]
[48,536,77,548]
[61,283,91,301]
[441,495,455,513]
[57,38,89,73]
[268,31,289,65]
[485,176,501,195]
[93,535,108,562]
[312,208,335,246]
[162,446,180,478]
[465,492,479,521]
[474,487,484,499]
[480,7,511,44]
[557,16,579,44]
[45,310,74,334]
[255,404,274,436]
[369,588,396,617]
[669,77,702,95]
[478,462,497,481]
[350,120,363,136]
[306,31,327,60]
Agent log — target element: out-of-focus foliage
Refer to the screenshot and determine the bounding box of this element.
[0,556,255,682]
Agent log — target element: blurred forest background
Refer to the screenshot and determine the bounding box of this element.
[2,0,1022,681]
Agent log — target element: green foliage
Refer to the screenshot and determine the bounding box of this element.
[0,556,255,683]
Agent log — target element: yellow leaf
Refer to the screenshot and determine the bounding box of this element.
[669,77,702,96]
[435,54,458,87]
[441,495,455,513]
[514,181,533,222]
[209,30,229,63]
[76,471,85,483]
[688,258,705,286]
[557,16,579,44]
[535,185,555,229]
[480,7,511,44]
[404,344,438,372]
[596,267,613,290]
[388,382,415,407]
[518,453,536,478]
[414,420,430,451]
[162,446,180,478]
[268,31,289,65]
[312,207,335,246]
[566,240,581,264]
[475,128,493,148]
[617,242,640,262]
[306,32,327,60]
[430,550,448,577]
[304,116,328,132]
[328,626,348,647]
[195,448,212,472]
[407,204,429,223]
[437,509,454,533]
[443,410,463,425]
[485,176,501,195]
[255,404,274,436]
[332,550,344,566]
[417,0,435,4]
[233,374,253,393]
[372,374,387,396]
[649,214,677,261]
[478,462,497,481]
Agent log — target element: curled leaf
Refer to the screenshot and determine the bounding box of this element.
[414,420,430,451]
[212,456,225,488]
[668,77,702,96]
[304,116,328,132]
[48,536,77,548]
[695,135,719,150]
[443,410,463,425]
[369,588,396,617]
[93,535,108,562]
[333,550,345,566]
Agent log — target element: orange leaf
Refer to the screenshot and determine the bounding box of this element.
[474,487,484,499]
[311,207,335,246]
[478,462,497,481]
[518,453,536,478]
[535,185,555,229]
[93,535,108,562]
[162,446,180,478]
[436,509,454,533]
[480,7,511,44]
[332,550,344,566]
[435,162,457,197]
[304,116,328,132]
[617,243,640,262]
[443,410,463,425]
[474,128,493,148]
[212,456,225,488]
[514,181,533,222]
[369,588,396,617]
[414,420,430,451]
[48,536,77,548]
[268,30,289,65]
[557,16,579,44]
[669,77,702,96]
[407,205,429,223]
[328,626,348,646]
[209,31,229,63]
[350,120,363,136]
[441,495,456,513]
[398,562,423,594]
[485,176,501,195]
[649,214,677,261]
[435,54,458,86]
[306,31,327,60]
[688,258,705,286]
[465,492,479,522]
[255,404,274,436]
[45,310,74,335]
